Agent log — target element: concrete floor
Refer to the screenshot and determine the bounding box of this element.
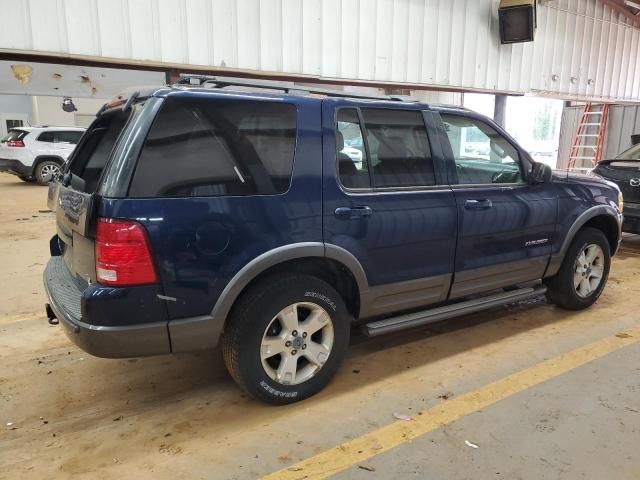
[334,344,640,480]
[1,172,639,480]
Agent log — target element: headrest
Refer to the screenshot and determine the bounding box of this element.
[336,131,345,151]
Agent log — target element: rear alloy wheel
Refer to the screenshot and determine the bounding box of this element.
[222,273,350,404]
[545,227,611,310]
[35,161,61,185]
[260,302,335,385]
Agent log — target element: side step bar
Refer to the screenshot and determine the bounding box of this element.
[363,285,547,337]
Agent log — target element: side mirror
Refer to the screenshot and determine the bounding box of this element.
[530,162,552,184]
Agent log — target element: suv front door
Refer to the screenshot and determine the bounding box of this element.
[437,111,557,299]
[322,101,457,319]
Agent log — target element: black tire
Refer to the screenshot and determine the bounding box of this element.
[18,175,36,183]
[34,160,62,185]
[222,273,350,405]
[544,227,611,310]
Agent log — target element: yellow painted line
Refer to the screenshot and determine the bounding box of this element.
[262,326,640,480]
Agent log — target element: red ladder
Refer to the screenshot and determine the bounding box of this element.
[568,103,609,171]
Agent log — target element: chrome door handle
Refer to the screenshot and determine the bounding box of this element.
[464,199,493,210]
[334,206,373,219]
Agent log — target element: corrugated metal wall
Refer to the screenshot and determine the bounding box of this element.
[1,0,639,101]
[558,104,640,168]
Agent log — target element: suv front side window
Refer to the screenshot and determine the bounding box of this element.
[441,114,523,185]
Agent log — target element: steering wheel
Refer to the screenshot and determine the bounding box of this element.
[491,169,507,183]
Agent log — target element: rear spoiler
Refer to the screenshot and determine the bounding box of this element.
[97,91,140,116]
[96,85,164,116]
[596,158,640,165]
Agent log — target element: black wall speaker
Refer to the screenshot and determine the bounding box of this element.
[631,134,640,146]
[498,0,537,44]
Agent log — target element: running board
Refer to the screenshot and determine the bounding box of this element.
[363,286,547,337]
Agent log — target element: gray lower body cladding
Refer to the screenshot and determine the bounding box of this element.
[0,158,32,177]
[43,256,171,358]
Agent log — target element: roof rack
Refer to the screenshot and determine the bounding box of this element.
[175,75,419,102]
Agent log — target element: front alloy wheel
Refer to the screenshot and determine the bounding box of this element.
[545,227,611,310]
[573,243,605,298]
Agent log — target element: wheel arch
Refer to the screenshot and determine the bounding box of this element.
[546,206,621,278]
[34,155,65,167]
[168,243,370,353]
[219,244,369,321]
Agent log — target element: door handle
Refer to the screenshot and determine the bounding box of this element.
[334,206,373,219]
[464,199,493,210]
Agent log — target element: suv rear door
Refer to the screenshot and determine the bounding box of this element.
[436,111,558,298]
[322,99,457,319]
[47,106,140,283]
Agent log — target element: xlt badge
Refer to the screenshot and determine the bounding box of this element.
[525,238,549,247]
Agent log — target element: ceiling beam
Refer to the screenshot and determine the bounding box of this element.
[599,0,640,21]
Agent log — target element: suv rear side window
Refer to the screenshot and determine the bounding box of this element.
[361,109,435,188]
[56,131,83,144]
[129,97,297,198]
[37,131,83,144]
[337,109,370,188]
[37,132,55,143]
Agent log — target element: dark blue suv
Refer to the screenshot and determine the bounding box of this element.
[44,78,623,404]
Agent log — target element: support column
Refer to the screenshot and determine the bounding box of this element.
[493,94,507,127]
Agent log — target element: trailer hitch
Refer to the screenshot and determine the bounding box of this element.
[46,304,58,325]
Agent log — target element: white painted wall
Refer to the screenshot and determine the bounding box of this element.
[0,94,34,137]
[31,96,104,127]
[1,0,638,101]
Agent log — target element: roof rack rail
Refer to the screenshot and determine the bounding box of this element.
[175,75,419,102]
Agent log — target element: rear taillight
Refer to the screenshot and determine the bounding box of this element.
[95,218,158,286]
[7,140,24,147]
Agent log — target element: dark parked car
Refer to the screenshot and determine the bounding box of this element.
[44,79,623,404]
[593,142,640,233]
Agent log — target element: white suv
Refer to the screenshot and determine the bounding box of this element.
[0,126,85,184]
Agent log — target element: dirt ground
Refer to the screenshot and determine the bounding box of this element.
[1,172,639,479]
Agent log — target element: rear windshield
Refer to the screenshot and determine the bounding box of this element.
[1,129,28,142]
[68,110,131,192]
[128,97,297,198]
[616,144,640,160]
[603,161,640,168]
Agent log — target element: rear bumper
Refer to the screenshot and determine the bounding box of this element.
[43,256,171,358]
[0,158,32,177]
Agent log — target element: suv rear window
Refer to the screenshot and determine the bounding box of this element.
[129,97,297,198]
[1,129,28,142]
[68,110,131,193]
